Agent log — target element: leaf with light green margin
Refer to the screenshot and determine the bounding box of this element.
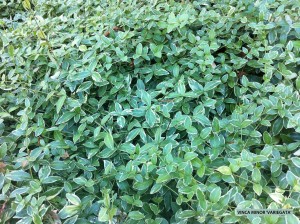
[156,173,171,183]
[66,193,81,206]
[212,117,220,132]
[8,45,14,57]
[200,127,212,139]
[58,205,80,219]
[291,157,300,168]
[178,210,197,219]
[291,23,300,28]
[78,45,87,52]
[286,171,297,187]
[285,214,300,224]
[126,128,140,142]
[98,207,109,222]
[76,81,92,92]
[204,80,221,91]
[263,131,272,144]
[272,118,283,136]
[252,167,261,183]
[133,179,153,191]
[99,146,117,158]
[128,211,145,220]
[196,189,207,210]
[209,187,221,203]
[253,184,262,195]
[44,187,63,200]
[104,132,114,149]
[296,76,300,90]
[269,193,284,204]
[5,170,31,181]
[32,214,42,224]
[216,166,232,175]
[56,112,76,124]
[0,143,7,159]
[150,43,163,58]
[69,71,91,81]
[136,43,143,55]
[150,183,162,194]
[0,173,5,189]
[140,90,151,107]
[56,94,66,114]
[91,72,102,82]
[146,108,156,127]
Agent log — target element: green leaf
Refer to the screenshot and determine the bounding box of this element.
[76,81,92,92]
[286,171,297,187]
[250,130,262,138]
[177,80,186,95]
[32,214,42,224]
[200,127,212,139]
[239,170,248,187]
[140,90,151,107]
[0,143,8,158]
[56,112,76,124]
[59,205,80,219]
[116,116,126,128]
[146,109,156,127]
[252,167,261,183]
[6,170,31,181]
[253,183,262,196]
[296,76,300,90]
[136,43,143,55]
[91,72,102,82]
[104,132,114,149]
[44,187,63,200]
[128,211,145,220]
[98,207,109,221]
[263,131,272,144]
[194,114,211,126]
[69,71,91,81]
[212,117,220,132]
[8,45,14,57]
[204,80,221,91]
[216,166,232,175]
[133,179,153,191]
[241,119,252,128]
[150,43,163,58]
[51,161,69,170]
[291,157,300,168]
[196,190,207,210]
[73,176,87,185]
[156,173,171,183]
[66,193,81,206]
[126,128,140,142]
[291,23,300,28]
[285,214,300,224]
[56,94,66,114]
[272,118,283,136]
[99,147,117,158]
[209,187,221,203]
[269,193,284,204]
[178,210,197,219]
[150,183,162,194]
[188,78,203,91]
[79,45,87,52]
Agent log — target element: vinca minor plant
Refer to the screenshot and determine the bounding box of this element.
[0,0,300,223]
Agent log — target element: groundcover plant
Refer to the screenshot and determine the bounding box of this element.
[0,0,300,223]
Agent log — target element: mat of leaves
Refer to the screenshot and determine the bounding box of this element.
[0,0,300,223]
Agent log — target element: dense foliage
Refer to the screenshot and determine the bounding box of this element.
[1,0,300,223]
